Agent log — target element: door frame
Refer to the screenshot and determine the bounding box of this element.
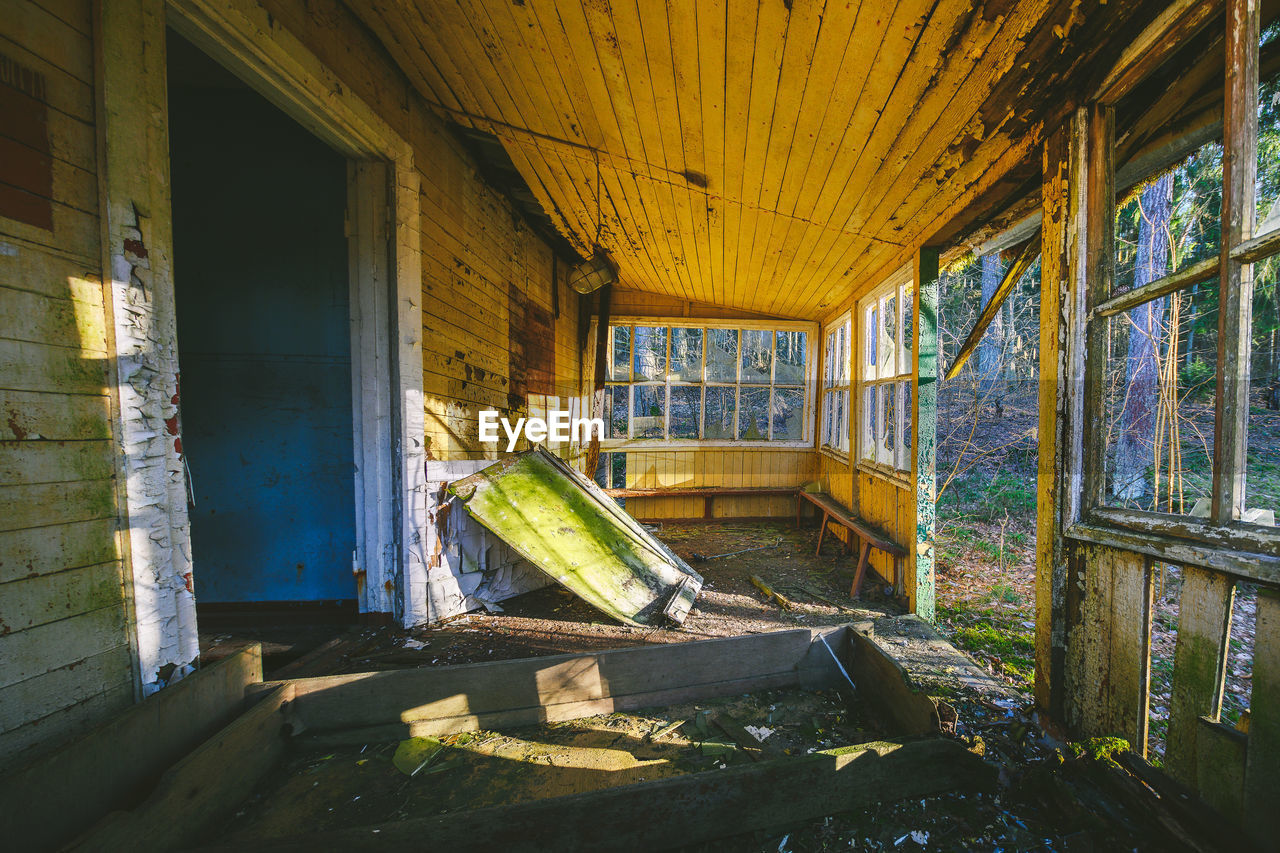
[97,0,426,696]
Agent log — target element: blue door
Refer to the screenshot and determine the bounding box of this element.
[169,40,356,603]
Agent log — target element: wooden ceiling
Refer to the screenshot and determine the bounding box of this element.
[348,0,1165,319]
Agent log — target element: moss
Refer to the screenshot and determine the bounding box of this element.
[1068,736,1131,765]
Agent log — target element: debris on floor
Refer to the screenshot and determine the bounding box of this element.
[449,449,703,626]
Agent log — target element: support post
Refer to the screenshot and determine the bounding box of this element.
[912,247,939,623]
[1036,110,1088,721]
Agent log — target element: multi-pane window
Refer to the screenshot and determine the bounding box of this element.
[603,320,813,444]
[821,314,851,455]
[859,279,914,474]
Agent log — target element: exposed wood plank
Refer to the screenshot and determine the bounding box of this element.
[0,644,132,734]
[944,234,1040,380]
[260,629,815,734]
[1196,717,1246,825]
[1164,566,1234,788]
[198,738,993,853]
[1106,549,1153,753]
[1243,586,1280,844]
[0,438,113,484]
[0,560,122,632]
[73,683,292,853]
[0,646,263,851]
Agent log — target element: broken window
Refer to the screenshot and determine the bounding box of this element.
[604,320,813,444]
[858,277,913,476]
[821,313,851,455]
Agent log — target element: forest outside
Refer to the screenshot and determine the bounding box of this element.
[933,59,1280,757]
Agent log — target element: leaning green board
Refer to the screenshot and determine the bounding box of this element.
[449,449,703,626]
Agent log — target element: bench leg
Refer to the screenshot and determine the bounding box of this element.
[850,540,872,599]
[815,514,828,556]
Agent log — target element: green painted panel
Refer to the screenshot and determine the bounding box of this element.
[915,249,940,624]
[451,449,703,626]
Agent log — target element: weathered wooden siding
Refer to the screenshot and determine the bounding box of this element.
[256,0,583,464]
[0,0,134,766]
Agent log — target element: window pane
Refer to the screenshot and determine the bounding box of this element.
[821,389,833,445]
[837,388,849,452]
[879,382,897,466]
[739,386,769,439]
[1102,291,1217,514]
[901,382,913,471]
[901,287,913,375]
[633,326,667,380]
[865,304,878,381]
[705,386,736,439]
[862,386,877,460]
[669,386,701,439]
[823,330,835,388]
[610,326,631,381]
[607,386,629,438]
[837,322,850,384]
[1113,142,1222,298]
[880,294,897,378]
[632,384,666,439]
[741,329,773,384]
[670,327,703,381]
[1247,257,1280,522]
[775,330,806,384]
[773,387,805,441]
[707,328,738,382]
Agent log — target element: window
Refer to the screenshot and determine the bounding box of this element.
[858,278,913,474]
[603,319,814,445]
[820,313,851,455]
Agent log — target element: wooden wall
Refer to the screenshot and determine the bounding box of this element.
[621,449,817,521]
[258,0,582,464]
[0,1,135,767]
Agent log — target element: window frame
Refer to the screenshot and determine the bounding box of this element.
[1064,0,1280,574]
[820,312,852,460]
[856,273,914,483]
[598,316,819,450]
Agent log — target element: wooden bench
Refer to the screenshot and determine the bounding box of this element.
[603,486,796,519]
[797,489,909,599]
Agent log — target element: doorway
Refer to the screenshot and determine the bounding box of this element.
[167,31,356,610]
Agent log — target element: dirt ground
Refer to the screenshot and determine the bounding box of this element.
[226,520,901,678]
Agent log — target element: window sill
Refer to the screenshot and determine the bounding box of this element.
[600,439,816,452]
[856,460,912,489]
[819,446,850,465]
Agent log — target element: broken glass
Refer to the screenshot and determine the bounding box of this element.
[740,329,773,384]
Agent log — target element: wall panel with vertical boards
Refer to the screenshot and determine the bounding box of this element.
[257,0,582,466]
[0,0,135,767]
[617,449,818,520]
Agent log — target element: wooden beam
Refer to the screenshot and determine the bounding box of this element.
[1066,519,1280,585]
[944,234,1040,380]
[253,630,820,737]
[912,247,940,623]
[1095,0,1223,105]
[196,738,994,852]
[1090,256,1219,319]
[1080,103,1116,514]
[1035,114,1086,720]
[1230,225,1280,263]
[1213,0,1258,523]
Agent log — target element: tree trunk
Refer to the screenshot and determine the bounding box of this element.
[1113,173,1173,501]
[977,253,1004,393]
